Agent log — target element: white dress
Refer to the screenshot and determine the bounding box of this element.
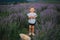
[27,13,37,24]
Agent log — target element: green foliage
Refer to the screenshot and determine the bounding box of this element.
[0,4,60,40]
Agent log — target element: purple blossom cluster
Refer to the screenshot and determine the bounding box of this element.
[0,3,60,40]
[0,3,60,31]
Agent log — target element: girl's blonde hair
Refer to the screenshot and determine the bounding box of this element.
[29,6,35,10]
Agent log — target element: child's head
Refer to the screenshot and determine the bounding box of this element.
[29,7,35,13]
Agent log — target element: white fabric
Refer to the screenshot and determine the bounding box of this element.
[27,13,37,24]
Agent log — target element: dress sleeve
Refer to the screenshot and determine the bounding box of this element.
[27,13,29,17]
[27,13,30,17]
[35,13,37,17]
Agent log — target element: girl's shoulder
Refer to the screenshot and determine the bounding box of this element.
[34,13,36,15]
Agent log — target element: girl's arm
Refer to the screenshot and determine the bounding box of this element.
[28,16,36,19]
[28,16,32,19]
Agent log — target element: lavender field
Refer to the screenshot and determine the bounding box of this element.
[0,3,60,40]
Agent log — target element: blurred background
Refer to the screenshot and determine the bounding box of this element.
[0,0,60,4]
[0,0,60,40]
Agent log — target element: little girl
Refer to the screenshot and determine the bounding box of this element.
[27,7,37,36]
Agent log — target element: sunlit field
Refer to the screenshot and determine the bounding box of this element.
[0,3,60,40]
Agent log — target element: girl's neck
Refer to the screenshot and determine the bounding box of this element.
[30,12,35,13]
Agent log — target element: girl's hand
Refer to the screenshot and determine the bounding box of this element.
[28,16,36,19]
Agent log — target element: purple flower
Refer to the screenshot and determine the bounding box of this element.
[47,4,56,9]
